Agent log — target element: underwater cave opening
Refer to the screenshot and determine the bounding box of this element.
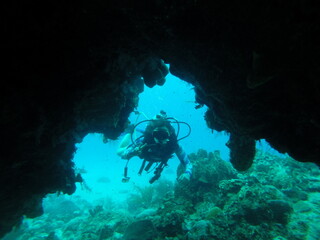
[70,72,232,202]
[2,72,291,240]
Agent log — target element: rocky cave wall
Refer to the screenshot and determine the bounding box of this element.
[1,0,319,237]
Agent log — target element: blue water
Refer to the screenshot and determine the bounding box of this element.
[72,74,231,200]
[71,73,282,204]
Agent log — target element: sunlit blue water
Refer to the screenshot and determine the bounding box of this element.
[72,73,231,203]
[72,73,282,203]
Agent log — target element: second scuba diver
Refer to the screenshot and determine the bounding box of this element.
[117,110,192,184]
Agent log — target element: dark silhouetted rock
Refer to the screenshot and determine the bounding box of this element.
[2,0,320,237]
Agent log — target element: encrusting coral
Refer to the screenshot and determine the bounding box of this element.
[4,149,320,240]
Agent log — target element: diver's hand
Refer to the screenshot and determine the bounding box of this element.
[122,143,147,159]
[134,143,147,156]
[122,147,136,159]
[178,172,191,183]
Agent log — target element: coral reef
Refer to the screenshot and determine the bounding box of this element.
[4,148,320,240]
[123,220,157,240]
[175,149,237,203]
[89,205,104,217]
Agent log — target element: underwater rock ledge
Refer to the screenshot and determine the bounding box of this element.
[2,0,320,237]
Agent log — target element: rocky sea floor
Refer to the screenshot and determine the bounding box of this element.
[3,149,320,240]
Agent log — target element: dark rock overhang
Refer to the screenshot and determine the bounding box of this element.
[1,0,319,237]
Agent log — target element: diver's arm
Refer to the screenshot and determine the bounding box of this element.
[175,144,192,177]
[117,134,146,159]
[117,133,132,157]
[118,144,138,160]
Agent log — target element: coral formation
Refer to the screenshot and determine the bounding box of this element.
[123,220,157,240]
[4,148,320,240]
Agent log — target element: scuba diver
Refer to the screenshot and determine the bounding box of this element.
[117,110,192,184]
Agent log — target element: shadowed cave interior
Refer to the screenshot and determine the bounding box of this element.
[1,0,320,237]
